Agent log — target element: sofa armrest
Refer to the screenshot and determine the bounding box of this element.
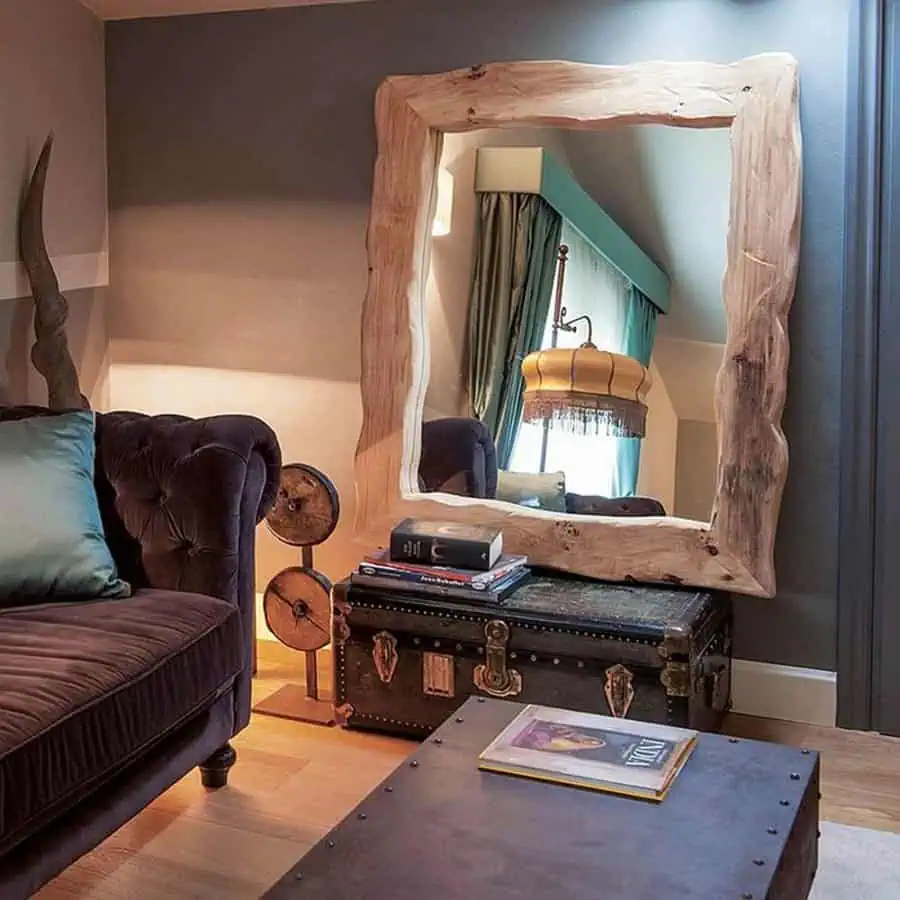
[93,411,281,730]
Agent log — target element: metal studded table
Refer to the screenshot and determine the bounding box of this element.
[261,698,819,900]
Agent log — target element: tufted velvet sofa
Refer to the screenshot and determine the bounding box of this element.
[0,407,281,899]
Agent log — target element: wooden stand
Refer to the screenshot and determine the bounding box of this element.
[254,670,335,726]
[254,482,338,727]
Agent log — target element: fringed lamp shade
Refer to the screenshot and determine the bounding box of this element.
[521,344,652,438]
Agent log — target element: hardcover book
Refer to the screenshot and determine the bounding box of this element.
[389,518,502,570]
[478,705,697,802]
[350,565,529,604]
[361,549,527,589]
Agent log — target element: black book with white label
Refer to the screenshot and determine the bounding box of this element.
[389,518,502,571]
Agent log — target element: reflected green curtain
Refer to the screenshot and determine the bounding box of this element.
[613,285,659,497]
[467,193,562,468]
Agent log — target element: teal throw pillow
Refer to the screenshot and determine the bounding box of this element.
[0,411,130,603]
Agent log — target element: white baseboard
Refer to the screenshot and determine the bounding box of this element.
[731,659,836,727]
[0,252,109,301]
[254,595,837,728]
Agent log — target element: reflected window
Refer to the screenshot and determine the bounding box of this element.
[509,221,629,496]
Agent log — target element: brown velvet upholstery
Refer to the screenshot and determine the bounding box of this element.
[0,590,242,857]
[0,407,281,899]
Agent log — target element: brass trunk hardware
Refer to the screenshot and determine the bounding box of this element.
[333,703,354,727]
[603,663,635,718]
[703,656,729,711]
[660,661,694,697]
[422,652,456,697]
[473,620,522,698]
[331,594,352,647]
[372,630,399,684]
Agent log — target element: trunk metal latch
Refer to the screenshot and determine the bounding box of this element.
[474,620,523,698]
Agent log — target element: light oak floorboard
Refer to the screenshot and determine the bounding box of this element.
[38,642,900,898]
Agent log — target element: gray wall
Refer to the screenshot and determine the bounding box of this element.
[0,0,109,406]
[106,0,851,669]
[675,420,718,522]
[0,288,109,406]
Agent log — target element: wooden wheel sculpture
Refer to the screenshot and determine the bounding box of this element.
[254,464,340,726]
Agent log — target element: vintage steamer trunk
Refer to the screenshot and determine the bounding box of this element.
[333,573,732,737]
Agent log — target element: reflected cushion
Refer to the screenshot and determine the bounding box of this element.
[0,411,129,604]
[566,493,667,517]
[496,470,567,512]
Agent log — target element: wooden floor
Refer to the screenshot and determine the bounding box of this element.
[37,642,900,899]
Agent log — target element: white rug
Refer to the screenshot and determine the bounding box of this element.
[813,821,900,898]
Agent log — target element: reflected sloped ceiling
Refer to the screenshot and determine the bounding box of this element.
[559,124,730,423]
[560,124,731,346]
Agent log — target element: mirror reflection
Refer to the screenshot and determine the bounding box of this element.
[419,124,729,522]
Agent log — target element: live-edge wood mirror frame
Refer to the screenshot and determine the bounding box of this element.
[355,54,801,599]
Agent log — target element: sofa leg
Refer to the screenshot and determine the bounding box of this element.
[200,742,237,789]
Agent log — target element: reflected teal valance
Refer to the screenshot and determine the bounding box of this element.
[475,146,670,315]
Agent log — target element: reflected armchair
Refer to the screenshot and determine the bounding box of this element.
[419,418,498,499]
[419,417,666,515]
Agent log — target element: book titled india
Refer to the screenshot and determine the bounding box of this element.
[478,705,697,802]
[389,518,503,571]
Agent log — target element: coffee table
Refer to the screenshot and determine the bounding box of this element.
[263,698,819,899]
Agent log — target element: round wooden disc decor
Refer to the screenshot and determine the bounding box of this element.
[266,463,340,547]
[262,566,333,653]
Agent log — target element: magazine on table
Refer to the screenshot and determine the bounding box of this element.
[478,704,697,802]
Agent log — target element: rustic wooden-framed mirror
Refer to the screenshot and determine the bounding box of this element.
[354,55,800,598]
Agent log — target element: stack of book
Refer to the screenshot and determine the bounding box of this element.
[350,518,530,603]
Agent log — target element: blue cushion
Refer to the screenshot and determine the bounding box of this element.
[0,411,130,603]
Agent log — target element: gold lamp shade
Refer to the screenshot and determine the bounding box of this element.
[521,343,651,438]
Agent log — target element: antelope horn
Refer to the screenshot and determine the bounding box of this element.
[19,133,88,410]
